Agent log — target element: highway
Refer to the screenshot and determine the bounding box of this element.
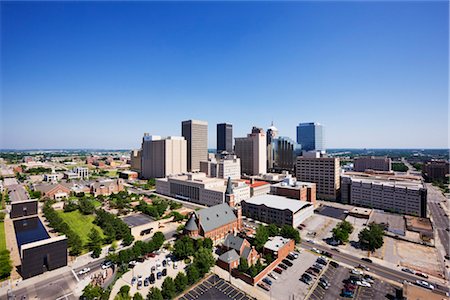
[299,241,450,295]
[426,183,450,258]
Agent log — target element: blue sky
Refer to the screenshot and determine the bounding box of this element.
[1,1,448,149]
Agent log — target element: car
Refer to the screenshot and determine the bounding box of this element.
[290,252,299,259]
[305,268,317,276]
[342,290,354,298]
[131,277,137,285]
[137,280,142,290]
[149,273,155,284]
[137,275,142,279]
[318,281,329,289]
[311,267,321,274]
[307,239,316,244]
[78,267,91,275]
[300,277,312,285]
[162,260,167,267]
[311,247,321,254]
[344,284,357,291]
[147,253,156,258]
[162,268,167,276]
[151,266,156,272]
[356,281,371,288]
[268,272,278,280]
[402,267,414,274]
[101,261,112,269]
[302,273,313,281]
[156,263,162,270]
[262,277,273,286]
[278,263,288,270]
[415,272,429,279]
[319,277,330,286]
[137,257,145,263]
[167,260,172,266]
[323,251,333,258]
[416,280,434,290]
[258,282,271,291]
[274,267,283,274]
[287,254,295,260]
[173,261,178,269]
[282,259,293,267]
[129,260,137,265]
[157,272,162,280]
[316,258,327,265]
[331,247,340,252]
[351,269,363,275]
[361,258,373,263]
[357,264,370,271]
[330,261,340,268]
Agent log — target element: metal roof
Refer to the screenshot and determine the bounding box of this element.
[243,195,312,214]
[218,249,240,263]
[196,203,237,233]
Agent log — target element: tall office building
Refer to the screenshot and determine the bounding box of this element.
[130,149,142,173]
[217,123,233,153]
[296,153,340,201]
[182,120,208,172]
[200,152,241,180]
[141,134,187,179]
[235,127,267,176]
[268,136,301,173]
[296,122,324,152]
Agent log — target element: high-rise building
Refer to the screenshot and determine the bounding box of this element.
[200,152,241,180]
[182,120,208,172]
[217,123,233,153]
[296,122,324,152]
[422,160,449,181]
[235,127,267,176]
[353,156,391,172]
[130,149,142,174]
[141,134,187,179]
[268,136,301,173]
[296,154,340,201]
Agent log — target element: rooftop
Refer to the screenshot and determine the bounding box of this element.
[264,236,291,252]
[343,172,424,190]
[196,203,237,233]
[122,213,155,227]
[218,249,240,263]
[244,180,270,188]
[243,195,312,213]
[13,216,50,251]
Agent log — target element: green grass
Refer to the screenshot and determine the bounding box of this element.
[56,210,105,247]
[0,222,6,252]
[92,200,102,208]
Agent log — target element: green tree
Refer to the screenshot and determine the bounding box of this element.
[173,236,195,259]
[0,250,12,279]
[68,233,83,256]
[203,238,213,249]
[88,227,102,251]
[133,293,144,300]
[161,277,176,299]
[358,223,384,252]
[237,257,249,272]
[280,225,301,243]
[266,224,279,237]
[193,247,215,275]
[117,285,131,299]
[332,227,349,244]
[82,284,104,300]
[254,225,269,251]
[147,287,163,300]
[186,265,200,285]
[174,272,188,294]
[339,221,354,234]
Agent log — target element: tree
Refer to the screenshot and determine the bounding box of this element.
[161,277,176,299]
[254,225,269,251]
[133,293,144,300]
[0,250,12,280]
[117,285,131,299]
[203,238,213,249]
[186,265,200,285]
[238,257,249,272]
[266,224,279,237]
[147,287,163,300]
[88,228,103,251]
[79,197,96,215]
[174,272,188,294]
[193,247,215,275]
[82,284,104,300]
[332,227,349,244]
[173,236,194,260]
[68,233,83,256]
[280,225,301,243]
[339,221,354,234]
[358,223,384,252]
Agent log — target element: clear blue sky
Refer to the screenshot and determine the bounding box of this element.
[1,1,448,149]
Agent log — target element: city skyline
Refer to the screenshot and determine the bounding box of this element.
[1,1,448,149]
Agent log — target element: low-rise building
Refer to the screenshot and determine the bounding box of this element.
[156,172,251,206]
[73,167,89,179]
[422,160,449,181]
[263,236,295,259]
[244,179,270,197]
[183,203,242,243]
[241,195,314,228]
[119,170,139,180]
[200,153,241,180]
[270,175,316,204]
[90,179,124,197]
[341,172,427,217]
[43,173,59,183]
[122,213,159,239]
[353,156,391,172]
[34,183,71,200]
[63,172,79,180]
[217,234,259,271]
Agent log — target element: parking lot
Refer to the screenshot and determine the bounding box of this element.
[309,264,398,300]
[257,250,319,300]
[179,274,254,300]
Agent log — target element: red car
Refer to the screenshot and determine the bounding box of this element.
[146,253,156,258]
[274,267,283,274]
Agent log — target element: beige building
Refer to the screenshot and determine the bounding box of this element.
[200,153,241,180]
[341,172,427,217]
[235,127,267,176]
[353,156,391,172]
[296,154,340,201]
[141,135,187,179]
[182,120,208,172]
[156,172,250,206]
[130,149,142,173]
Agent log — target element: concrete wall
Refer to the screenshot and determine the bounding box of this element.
[11,201,38,219]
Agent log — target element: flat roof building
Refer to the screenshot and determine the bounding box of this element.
[235,127,267,176]
[217,123,233,153]
[296,122,324,152]
[130,149,142,174]
[270,176,316,205]
[422,160,449,181]
[354,156,391,172]
[200,152,241,180]
[241,194,314,228]
[182,120,208,172]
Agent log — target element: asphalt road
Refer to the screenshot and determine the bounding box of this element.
[426,184,449,257]
[300,242,450,295]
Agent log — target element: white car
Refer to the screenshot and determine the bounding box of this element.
[268,272,278,280]
[312,248,321,254]
[307,239,316,244]
[351,269,363,275]
[78,267,90,275]
[173,261,178,269]
[356,281,371,288]
[290,252,299,259]
[101,261,112,270]
[416,280,434,290]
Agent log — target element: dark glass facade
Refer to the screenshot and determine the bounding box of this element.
[217,123,233,153]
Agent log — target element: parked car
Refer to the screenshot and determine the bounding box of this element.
[290,252,299,259]
[356,281,371,288]
[144,278,149,287]
[318,281,329,289]
[401,268,414,274]
[173,261,178,269]
[415,280,434,290]
[319,277,330,286]
[149,273,155,284]
[162,268,167,276]
[300,277,312,285]
[311,267,321,274]
[78,267,91,275]
[282,259,293,267]
[131,277,137,285]
[274,267,283,274]
[351,269,363,275]
[162,260,167,267]
[268,272,278,280]
[262,277,273,286]
[344,283,357,291]
[137,280,142,290]
[287,254,296,260]
[151,266,156,272]
[313,263,324,270]
[415,272,429,279]
[278,263,288,270]
[316,258,327,265]
[330,261,340,268]
[341,290,354,298]
[305,268,316,276]
[147,252,156,258]
[257,282,271,291]
[101,261,112,270]
[361,258,373,263]
[157,272,162,280]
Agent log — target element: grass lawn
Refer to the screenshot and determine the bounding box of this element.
[56,210,105,247]
[106,170,118,177]
[0,222,6,252]
[92,200,102,208]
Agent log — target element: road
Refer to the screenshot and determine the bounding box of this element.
[127,187,206,210]
[426,183,449,257]
[300,242,450,295]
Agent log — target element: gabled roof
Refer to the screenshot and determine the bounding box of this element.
[218,249,240,263]
[185,214,199,231]
[196,203,237,233]
[241,246,251,259]
[223,234,245,252]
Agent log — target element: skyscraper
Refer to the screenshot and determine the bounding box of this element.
[217,123,233,153]
[182,120,208,172]
[235,127,267,176]
[296,122,324,152]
